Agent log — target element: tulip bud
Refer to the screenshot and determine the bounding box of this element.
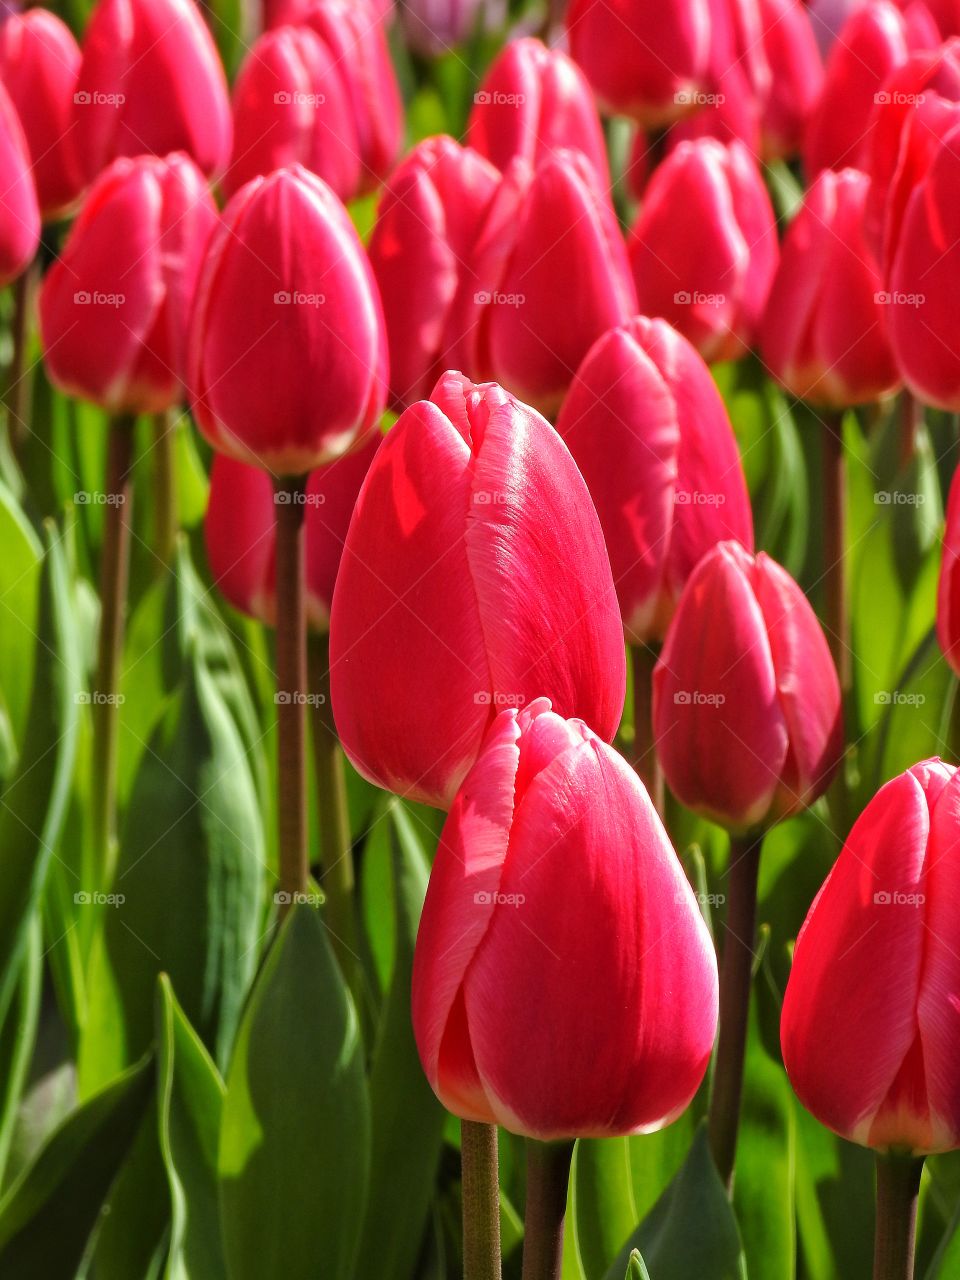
[39,153,216,414]
[0,80,40,285]
[466,37,609,185]
[368,136,500,410]
[467,150,636,417]
[653,540,843,831]
[72,0,231,184]
[782,759,960,1154]
[760,168,900,408]
[412,699,719,1137]
[938,469,960,674]
[802,0,927,178]
[0,10,84,220]
[205,436,379,631]
[399,0,503,54]
[329,372,626,809]
[566,0,712,127]
[758,0,824,159]
[189,165,387,475]
[556,316,754,644]
[627,139,778,363]
[263,0,401,193]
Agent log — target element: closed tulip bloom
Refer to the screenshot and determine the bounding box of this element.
[938,470,960,674]
[205,435,379,631]
[0,80,40,285]
[467,150,636,417]
[72,0,231,184]
[329,372,626,810]
[628,139,778,363]
[566,0,712,126]
[189,165,387,475]
[412,699,719,1137]
[466,37,609,184]
[758,0,824,159]
[39,153,216,413]
[653,540,843,831]
[0,10,84,219]
[761,168,900,407]
[368,136,500,410]
[556,317,754,644]
[782,759,960,1154]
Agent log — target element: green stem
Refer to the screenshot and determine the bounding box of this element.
[873,1153,923,1280]
[630,643,663,816]
[152,409,177,566]
[91,415,136,889]
[461,1120,502,1280]
[274,476,309,914]
[521,1140,575,1280]
[708,830,763,1190]
[821,411,849,691]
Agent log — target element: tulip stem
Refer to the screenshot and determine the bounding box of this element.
[821,411,850,691]
[708,830,763,1190]
[91,414,136,889]
[873,1153,923,1280]
[631,643,663,815]
[152,409,177,566]
[274,475,309,914]
[521,1139,574,1280]
[461,1120,502,1280]
[898,390,921,471]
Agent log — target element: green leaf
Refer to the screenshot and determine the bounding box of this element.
[604,1126,746,1280]
[0,1055,154,1273]
[626,1248,652,1280]
[0,919,41,1185]
[0,477,42,754]
[575,1139,639,1279]
[156,975,227,1280]
[219,904,370,1280]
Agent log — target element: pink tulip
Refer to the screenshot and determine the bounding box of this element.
[0,10,84,219]
[367,136,500,411]
[782,759,960,1154]
[39,153,215,413]
[205,436,380,631]
[464,150,636,417]
[627,139,778,363]
[329,372,626,810]
[758,0,824,159]
[938,469,960,675]
[566,0,712,126]
[0,80,40,285]
[412,699,719,1137]
[189,165,387,475]
[466,37,609,185]
[760,168,900,407]
[555,316,754,644]
[653,540,843,831]
[72,0,232,184]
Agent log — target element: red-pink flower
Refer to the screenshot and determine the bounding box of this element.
[39,153,216,413]
[412,699,719,1138]
[782,759,960,1154]
[653,540,843,831]
[189,165,387,475]
[0,80,40,285]
[937,467,960,674]
[329,372,626,810]
[556,316,754,644]
[758,0,824,159]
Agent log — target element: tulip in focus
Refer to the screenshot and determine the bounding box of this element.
[329,372,626,810]
[627,139,778,364]
[653,540,843,831]
[565,0,712,126]
[555,316,754,644]
[368,136,500,410]
[412,699,719,1137]
[206,437,380,631]
[466,37,609,184]
[0,9,84,219]
[761,168,900,407]
[39,153,216,413]
[72,0,232,184]
[782,759,960,1153]
[0,80,40,286]
[189,165,387,475]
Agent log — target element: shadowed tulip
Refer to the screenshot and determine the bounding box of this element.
[329,372,626,809]
[653,540,843,831]
[556,316,754,644]
[782,759,960,1154]
[412,699,719,1137]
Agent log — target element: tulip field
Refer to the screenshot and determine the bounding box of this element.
[5,0,960,1278]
